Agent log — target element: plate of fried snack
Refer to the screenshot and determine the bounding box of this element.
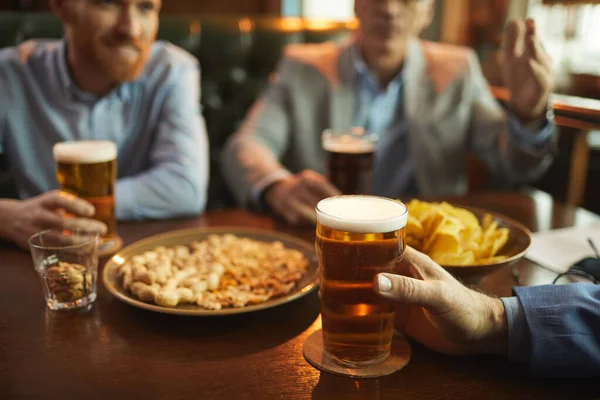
[405,200,532,280]
[103,228,318,316]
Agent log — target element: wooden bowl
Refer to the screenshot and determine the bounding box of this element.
[439,206,532,285]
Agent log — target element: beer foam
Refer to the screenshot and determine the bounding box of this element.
[53,141,117,164]
[322,134,376,154]
[316,196,408,233]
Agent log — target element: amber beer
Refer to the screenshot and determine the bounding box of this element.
[322,130,377,195]
[315,196,407,367]
[53,141,117,240]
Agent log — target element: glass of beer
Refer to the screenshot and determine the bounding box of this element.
[53,140,121,256]
[315,195,407,368]
[322,128,378,195]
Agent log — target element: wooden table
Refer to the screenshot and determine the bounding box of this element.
[1,191,599,399]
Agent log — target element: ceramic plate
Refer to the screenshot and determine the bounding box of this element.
[103,227,318,316]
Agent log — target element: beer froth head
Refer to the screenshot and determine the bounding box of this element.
[316,196,408,234]
[322,131,377,155]
[53,141,117,164]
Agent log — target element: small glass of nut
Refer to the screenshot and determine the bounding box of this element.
[29,229,99,311]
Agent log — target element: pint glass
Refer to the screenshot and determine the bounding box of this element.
[315,195,407,367]
[53,141,118,253]
[322,129,377,195]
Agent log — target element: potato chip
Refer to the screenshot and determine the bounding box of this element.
[440,202,480,229]
[403,200,511,267]
[406,215,425,240]
[431,251,475,266]
[420,212,449,252]
[491,228,509,256]
[482,213,494,231]
[461,228,482,252]
[429,231,461,255]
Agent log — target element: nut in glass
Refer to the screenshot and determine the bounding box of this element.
[29,229,99,311]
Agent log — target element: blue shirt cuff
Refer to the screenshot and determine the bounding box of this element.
[249,169,292,210]
[508,113,554,151]
[501,296,531,364]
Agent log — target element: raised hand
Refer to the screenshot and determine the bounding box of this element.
[503,19,554,122]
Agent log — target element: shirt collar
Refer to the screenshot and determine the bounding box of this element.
[350,41,404,93]
[55,39,131,103]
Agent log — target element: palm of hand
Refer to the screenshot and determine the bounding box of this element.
[504,56,549,120]
[503,19,553,120]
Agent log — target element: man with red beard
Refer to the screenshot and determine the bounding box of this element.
[0,0,208,249]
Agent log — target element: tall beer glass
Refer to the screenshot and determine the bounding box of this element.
[53,141,119,254]
[316,195,407,367]
[322,129,378,195]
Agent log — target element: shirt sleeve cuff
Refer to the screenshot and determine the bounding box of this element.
[115,179,138,221]
[508,112,554,151]
[249,169,292,210]
[501,296,531,364]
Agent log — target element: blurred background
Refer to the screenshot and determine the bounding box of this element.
[1,0,599,213]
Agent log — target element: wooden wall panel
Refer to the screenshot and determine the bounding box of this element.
[440,0,471,44]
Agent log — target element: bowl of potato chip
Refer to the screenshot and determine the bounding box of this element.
[405,200,532,283]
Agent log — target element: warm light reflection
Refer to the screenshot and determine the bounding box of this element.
[189,21,201,35]
[356,304,370,316]
[308,314,322,335]
[344,18,360,30]
[301,282,317,293]
[239,18,253,33]
[275,17,304,32]
[304,19,338,31]
[112,255,125,265]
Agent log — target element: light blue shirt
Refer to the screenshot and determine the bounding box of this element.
[351,46,553,198]
[0,40,209,220]
[351,46,418,197]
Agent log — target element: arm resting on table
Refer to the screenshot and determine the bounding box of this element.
[221,57,297,208]
[503,284,600,378]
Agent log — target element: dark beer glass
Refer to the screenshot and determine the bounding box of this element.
[322,129,378,195]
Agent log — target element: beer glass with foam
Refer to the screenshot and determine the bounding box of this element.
[315,195,407,367]
[53,141,120,254]
[322,129,378,195]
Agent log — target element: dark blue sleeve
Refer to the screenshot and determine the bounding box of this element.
[513,283,600,378]
[501,296,531,364]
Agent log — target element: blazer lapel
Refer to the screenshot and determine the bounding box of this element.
[404,40,436,195]
[404,39,430,129]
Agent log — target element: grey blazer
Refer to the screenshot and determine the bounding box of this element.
[221,39,555,206]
